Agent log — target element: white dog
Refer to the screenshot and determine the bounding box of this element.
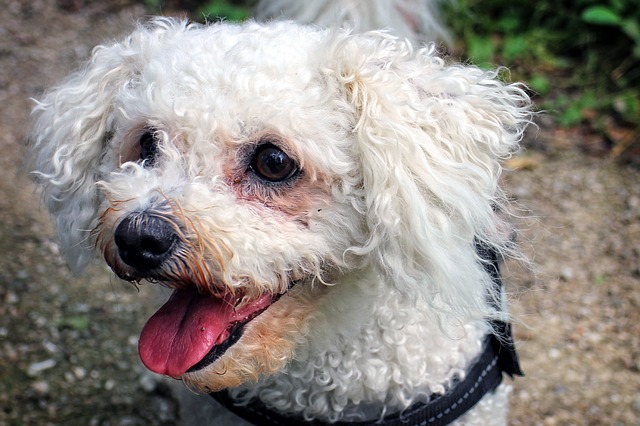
[29,18,531,425]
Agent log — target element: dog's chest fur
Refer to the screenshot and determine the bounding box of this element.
[229,271,489,422]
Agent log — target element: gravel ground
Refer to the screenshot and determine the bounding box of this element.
[1,1,639,425]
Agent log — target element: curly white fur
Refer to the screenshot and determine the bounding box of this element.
[29,18,531,424]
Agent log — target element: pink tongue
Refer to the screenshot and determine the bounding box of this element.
[138,289,235,377]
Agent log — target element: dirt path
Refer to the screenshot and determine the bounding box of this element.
[1,1,638,425]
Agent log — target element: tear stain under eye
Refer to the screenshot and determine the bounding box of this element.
[228,174,333,229]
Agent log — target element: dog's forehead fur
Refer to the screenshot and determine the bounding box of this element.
[111,21,355,181]
[133,25,327,111]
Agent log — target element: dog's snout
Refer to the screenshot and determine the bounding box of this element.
[114,213,177,272]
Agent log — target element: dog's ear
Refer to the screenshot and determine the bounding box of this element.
[332,33,532,316]
[29,43,133,271]
[28,19,187,271]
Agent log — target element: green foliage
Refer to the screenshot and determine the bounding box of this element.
[143,0,163,10]
[581,4,640,58]
[554,91,599,127]
[528,74,552,96]
[582,5,622,26]
[199,0,251,22]
[443,0,640,130]
[59,315,91,331]
[143,0,252,22]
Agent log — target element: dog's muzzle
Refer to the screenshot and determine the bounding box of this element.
[109,210,297,378]
[114,212,178,273]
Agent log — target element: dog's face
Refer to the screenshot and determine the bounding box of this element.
[86,21,364,391]
[29,19,530,392]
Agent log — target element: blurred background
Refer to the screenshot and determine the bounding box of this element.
[0,0,638,425]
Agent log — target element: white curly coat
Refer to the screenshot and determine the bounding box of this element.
[29,19,531,425]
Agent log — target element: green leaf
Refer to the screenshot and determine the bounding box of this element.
[503,36,528,61]
[613,92,640,120]
[558,104,584,127]
[467,36,495,68]
[201,1,250,22]
[622,19,640,44]
[581,6,621,26]
[59,316,90,331]
[594,275,606,285]
[529,74,552,96]
[496,15,520,33]
[609,0,624,13]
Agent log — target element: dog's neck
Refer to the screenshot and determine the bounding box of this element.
[230,269,490,422]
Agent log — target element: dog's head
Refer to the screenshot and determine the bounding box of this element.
[29,19,531,392]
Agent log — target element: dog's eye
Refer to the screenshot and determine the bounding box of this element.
[139,129,159,167]
[249,144,298,182]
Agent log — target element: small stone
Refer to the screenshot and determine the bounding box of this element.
[632,393,640,413]
[104,379,116,391]
[27,359,57,376]
[586,332,602,344]
[139,373,157,393]
[74,303,90,313]
[43,341,58,354]
[553,384,568,395]
[6,291,18,304]
[73,366,86,379]
[31,380,50,395]
[117,416,139,426]
[155,398,174,422]
[518,389,530,401]
[3,343,17,361]
[560,267,574,281]
[45,241,60,256]
[512,185,530,198]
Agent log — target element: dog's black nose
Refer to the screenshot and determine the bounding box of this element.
[114,213,177,272]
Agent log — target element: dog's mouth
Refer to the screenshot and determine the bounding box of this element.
[138,286,283,378]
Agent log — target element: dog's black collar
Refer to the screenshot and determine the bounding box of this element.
[209,243,523,425]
